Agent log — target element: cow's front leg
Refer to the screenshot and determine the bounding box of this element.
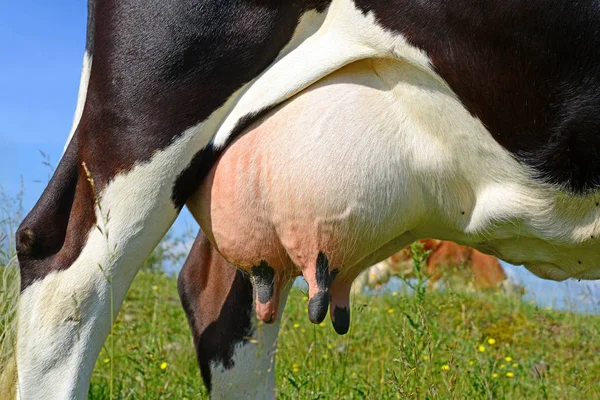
[13,131,208,398]
[178,231,291,399]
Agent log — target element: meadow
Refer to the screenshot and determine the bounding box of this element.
[1,188,600,399]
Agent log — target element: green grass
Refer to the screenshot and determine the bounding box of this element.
[84,271,600,399]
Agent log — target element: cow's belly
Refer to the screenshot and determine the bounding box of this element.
[189,60,423,280]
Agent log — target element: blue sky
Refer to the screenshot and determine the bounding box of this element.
[2,2,599,313]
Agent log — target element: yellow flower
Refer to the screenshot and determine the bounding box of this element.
[160,362,168,370]
[301,329,306,334]
[392,291,398,297]
[469,360,475,365]
[103,358,110,364]
[487,338,496,345]
[327,344,334,350]
[322,354,328,359]
[319,322,326,327]
[292,363,300,372]
[478,345,486,352]
[304,308,308,313]
[492,373,498,378]
[441,365,450,371]
[387,308,395,314]
[152,285,158,291]
[512,363,519,368]
[351,372,357,378]
[303,296,308,302]
[504,356,512,362]
[506,372,514,378]
[293,323,300,329]
[499,364,506,369]
[423,355,429,361]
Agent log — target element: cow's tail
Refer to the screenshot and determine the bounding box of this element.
[0,256,20,400]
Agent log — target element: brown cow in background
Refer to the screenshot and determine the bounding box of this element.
[352,240,515,294]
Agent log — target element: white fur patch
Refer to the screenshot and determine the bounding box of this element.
[64,51,92,152]
[210,283,292,400]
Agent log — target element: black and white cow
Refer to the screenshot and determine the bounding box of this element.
[13,0,600,398]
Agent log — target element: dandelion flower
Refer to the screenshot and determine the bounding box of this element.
[152,285,158,291]
[293,323,300,329]
[303,296,308,302]
[292,363,300,373]
[487,338,496,345]
[388,308,395,314]
[512,363,519,368]
[319,322,326,327]
[441,365,450,371]
[478,345,486,352]
[103,358,110,364]
[322,354,329,359]
[500,364,505,369]
[160,362,168,370]
[392,292,398,297]
[506,372,514,378]
[423,355,429,361]
[492,373,498,378]
[301,329,306,334]
[292,363,300,369]
[505,356,512,362]
[469,360,475,365]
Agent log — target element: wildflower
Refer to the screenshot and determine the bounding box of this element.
[388,308,395,314]
[327,344,334,350]
[319,322,326,327]
[500,364,506,369]
[292,363,300,373]
[293,323,300,329]
[103,358,110,364]
[303,296,308,302]
[304,308,308,313]
[152,285,158,291]
[506,372,514,378]
[441,365,450,371]
[423,355,429,361]
[322,354,329,359]
[478,345,486,352]
[487,338,496,345]
[505,356,512,362]
[160,362,168,370]
[512,363,519,368]
[469,360,475,365]
[492,373,498,378]
[392,291,398,297]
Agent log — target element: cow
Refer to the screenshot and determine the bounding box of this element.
[12,0,600,398]
[352,239,509,293]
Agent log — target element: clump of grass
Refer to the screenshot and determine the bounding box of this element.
[0,185,24,399]
[87,249,600,399]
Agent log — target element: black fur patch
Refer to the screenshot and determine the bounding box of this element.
[315,251,330,290]
[332,306,350,335]
[251,260,275,304]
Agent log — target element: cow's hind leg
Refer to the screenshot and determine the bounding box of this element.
[178,230,290,399]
